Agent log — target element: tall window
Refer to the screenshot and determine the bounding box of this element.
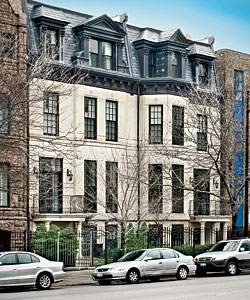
[193,169,210,215]
[43,93,59,136]
[84,97,97,139]
[172,165,184,213]
[84,160,97,212]
[0,32,14,59]
[171,53,179,78]
[0,95,9,135]
[148,51,166,78]
[106,100,118,141]
[39,158,63,213]
[197,115,207,151]
[148,164,163,213]
[172,106,184,145]
[89,39,112,70]
[106,162,118,213]
[45,29,59,60]
[198,63,208,87]
[0,164,9,207]
[149,105,163,144]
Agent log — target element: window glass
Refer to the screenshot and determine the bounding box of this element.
[161,250,178,259]
[102,42,112,56]
[0,254,17,265]
[84,97,97,139]
[171,53,179,78]
[39,157,63,213]
[17,253,32,264]
[89,39,98,53]
[0,163,9,207]
[31,255,40,263]
[46,29,59,60]
[149,105,163,144]
[147,250,161,260]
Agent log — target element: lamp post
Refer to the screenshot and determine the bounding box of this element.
[244,91,249,237]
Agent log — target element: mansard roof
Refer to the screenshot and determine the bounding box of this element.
[74,14,126,36]
[25,0,218,93]
[136,28,188,45]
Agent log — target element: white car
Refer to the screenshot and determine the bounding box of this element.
[92,248,196,285]
[0,251,65,289]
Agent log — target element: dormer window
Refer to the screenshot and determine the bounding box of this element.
[89,39,112,70]
[32,14,69,62]
[73,14,126,72]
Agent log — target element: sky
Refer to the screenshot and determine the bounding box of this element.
[40,0,250,53]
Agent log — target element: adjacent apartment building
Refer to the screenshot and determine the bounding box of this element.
[24,0,230,253]
[0,0,28,250]
[216,49,250,230]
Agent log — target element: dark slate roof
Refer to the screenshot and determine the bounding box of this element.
[26,0,217,87]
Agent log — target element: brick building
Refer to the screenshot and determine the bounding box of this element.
[0,0,28,250]
[216,49,250,230]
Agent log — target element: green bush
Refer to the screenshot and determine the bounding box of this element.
[173,244,213,257]
[30,224,79,265]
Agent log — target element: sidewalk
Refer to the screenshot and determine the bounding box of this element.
[57,269,96,287]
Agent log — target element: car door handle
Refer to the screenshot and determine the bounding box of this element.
[176,261,179,262]
[12,268,17,271]
[159,262,163,264]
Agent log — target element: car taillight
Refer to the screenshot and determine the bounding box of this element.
[193,258,195,264]
[62,265,64,271]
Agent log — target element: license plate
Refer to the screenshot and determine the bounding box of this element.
[97,274,103,278]
[200,263,206,267]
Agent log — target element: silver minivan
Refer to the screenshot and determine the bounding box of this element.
[0,251,65,289]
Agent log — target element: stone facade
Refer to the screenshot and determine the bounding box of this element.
[0,0,28,250]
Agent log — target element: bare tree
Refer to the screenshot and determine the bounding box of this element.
[152,84,244,233]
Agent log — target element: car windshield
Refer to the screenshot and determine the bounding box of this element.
[209,241,240,252]
[117,250,146,262]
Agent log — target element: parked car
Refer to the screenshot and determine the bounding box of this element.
[0,251,65,289]
[92,248,196,285]
[195,238,250,276]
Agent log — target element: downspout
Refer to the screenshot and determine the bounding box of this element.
[137,82,141,224]
[121,15,133,77]
[22,0,30,249]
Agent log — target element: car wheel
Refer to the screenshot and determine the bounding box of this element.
[36,273,52,290]
[226,261,237,276]
[126,269,140,284]
[98,280,111,285]
[176,266,188,280]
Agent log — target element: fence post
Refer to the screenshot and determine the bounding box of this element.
[192,229,196,257]
[90,229,94,267]
[104,230,108,265]
[57,231,60,262]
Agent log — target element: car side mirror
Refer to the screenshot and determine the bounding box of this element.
[144,257,153,261]
[240,247,245,252]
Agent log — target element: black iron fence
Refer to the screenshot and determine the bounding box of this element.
[2,227,250,267]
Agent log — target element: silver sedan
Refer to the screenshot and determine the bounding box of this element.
[92,248,196,285]
[0,251,65,289]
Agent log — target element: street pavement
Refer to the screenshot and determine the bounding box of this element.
[57,269,96,287]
